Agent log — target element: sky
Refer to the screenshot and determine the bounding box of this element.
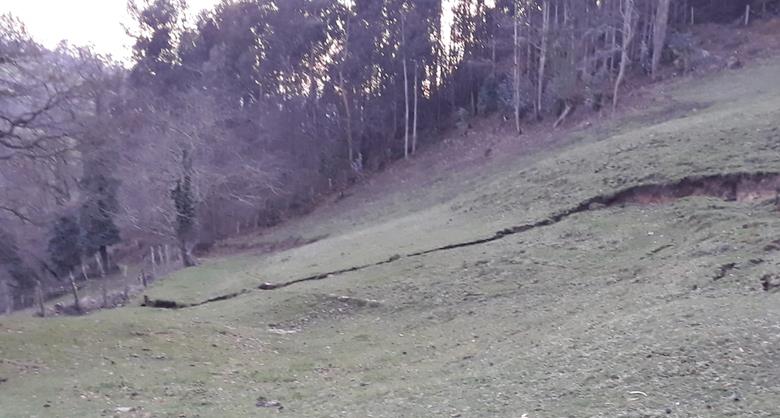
[1,0,222,62]
[2,0,472,64]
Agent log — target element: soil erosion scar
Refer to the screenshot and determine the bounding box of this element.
[143,171,780,309]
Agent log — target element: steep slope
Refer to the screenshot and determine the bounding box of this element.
[1,58,780,417]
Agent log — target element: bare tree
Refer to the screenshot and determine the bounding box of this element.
[339,15,355,163]
[613,0,636,111]
[0,17,79,163]
[513,1,522,135]
[652,0,671,79]
[412,61,419,155]
[536,0,551,119]
[402,15,410,160]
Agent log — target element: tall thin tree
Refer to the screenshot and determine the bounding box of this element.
[412,61,419,154]
[613,0,636,111]
[536,0,550,119]
[652,0,671,79]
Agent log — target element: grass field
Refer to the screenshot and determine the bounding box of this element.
[1,58,780,417]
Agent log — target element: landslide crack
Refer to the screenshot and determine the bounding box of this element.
[144,171,780,309]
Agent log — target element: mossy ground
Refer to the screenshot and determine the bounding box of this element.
[2,59,780,417]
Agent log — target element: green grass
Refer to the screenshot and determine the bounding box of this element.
[148,57,780,307]
[2,58,780,417]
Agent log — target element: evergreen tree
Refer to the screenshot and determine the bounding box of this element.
[171,150,197,267]
[47,216,83,277]
[79,158,121,270]
[0,227,38,303]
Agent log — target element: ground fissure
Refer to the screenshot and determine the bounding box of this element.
[142,171,780,309]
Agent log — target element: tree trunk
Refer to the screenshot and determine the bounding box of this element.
[95,252,106,278]
[613,0,636,112]
[122,264,130,301]
[491,38,497,77]
[412,61,419,155]
[157,245,165,268]
[554,101,573,128]
[402,15,409,160]
[609,7,617,79]
[1,281,11,314]
[536,0,550,119]
[340,71,354,163]
[652,0,671,78]
[471,88,476,116]
[179,239,196,267]
[35,279,45,317]
[513,4,522,135]
[339,16,353,163]
[98,245,110,273]
[403,57,410,159]
[101,280,108,308]
[4,290,11,315]
[150,246,157,275]
[69,270,81,314]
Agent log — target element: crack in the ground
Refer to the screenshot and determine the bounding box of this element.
[143,171,780,309]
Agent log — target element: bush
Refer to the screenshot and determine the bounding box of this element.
[546,54,582,115]
[477,75,500,115]
[666,31,718,73]
[497,75,533,120]
[584,66,611,112]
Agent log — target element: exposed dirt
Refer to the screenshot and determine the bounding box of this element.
[143,171,780,309]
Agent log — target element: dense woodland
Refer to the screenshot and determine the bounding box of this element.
[1,0,779,313]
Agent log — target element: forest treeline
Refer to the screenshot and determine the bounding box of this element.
[1,0,778,312]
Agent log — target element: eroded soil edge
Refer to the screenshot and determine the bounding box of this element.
[143,171,780,309]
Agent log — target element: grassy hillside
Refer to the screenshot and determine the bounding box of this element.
[2,58,780,417]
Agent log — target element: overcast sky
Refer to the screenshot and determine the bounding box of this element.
[1,0,221,62]
[3,0,470,64]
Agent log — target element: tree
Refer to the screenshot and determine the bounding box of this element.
[513,1,522,134]
[0,16,84,226]
[412,61,419,154]
[536,0,551,119]
[402,13,411,159]
[0,226,38,307]
[0,16,77,164]
[47,215,83,276]
[652,0,671,79]
[127,0,188,91]
[613,0,636,111]
[171,150,197,267]
[79,158,121,270]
